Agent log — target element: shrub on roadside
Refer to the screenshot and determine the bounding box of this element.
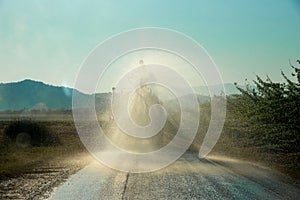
[4,120,60,147]
[232,61,300,153]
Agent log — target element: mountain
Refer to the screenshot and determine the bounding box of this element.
[0,79,111,112]
[0,80,249,112]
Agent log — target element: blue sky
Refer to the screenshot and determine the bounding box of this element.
[0,0,299,91]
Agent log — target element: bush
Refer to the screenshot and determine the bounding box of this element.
[232,60,300,153]
[4,120,60,147]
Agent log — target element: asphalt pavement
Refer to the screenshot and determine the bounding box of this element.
[49,151,300,200]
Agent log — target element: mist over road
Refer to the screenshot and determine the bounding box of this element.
[59,85,300,199]
[49,151,300,200]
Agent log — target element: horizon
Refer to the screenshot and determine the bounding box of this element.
[0,78,249,90]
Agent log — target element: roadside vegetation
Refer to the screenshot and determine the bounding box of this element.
[0,120,88,180]
[192,60,300,180]
[4,120,60,147]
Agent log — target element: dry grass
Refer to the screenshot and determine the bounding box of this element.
[209,136,300,180]
[0,121,88,179]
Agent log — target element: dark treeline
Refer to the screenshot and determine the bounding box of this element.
[0,109,72,115]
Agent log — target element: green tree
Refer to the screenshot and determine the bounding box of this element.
[233,61,300,153]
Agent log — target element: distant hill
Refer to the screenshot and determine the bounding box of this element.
[0,79,111,112]
[0,79,249,112]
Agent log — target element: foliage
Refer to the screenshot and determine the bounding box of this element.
[231,61,300,153]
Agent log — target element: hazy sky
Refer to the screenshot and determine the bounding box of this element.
[0,0,299,91]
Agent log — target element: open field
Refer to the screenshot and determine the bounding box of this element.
[1,110,299,182]
[0,119,89,179]
[0,108,299,199]
[0,111,73,122]
[0,118,92,199]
